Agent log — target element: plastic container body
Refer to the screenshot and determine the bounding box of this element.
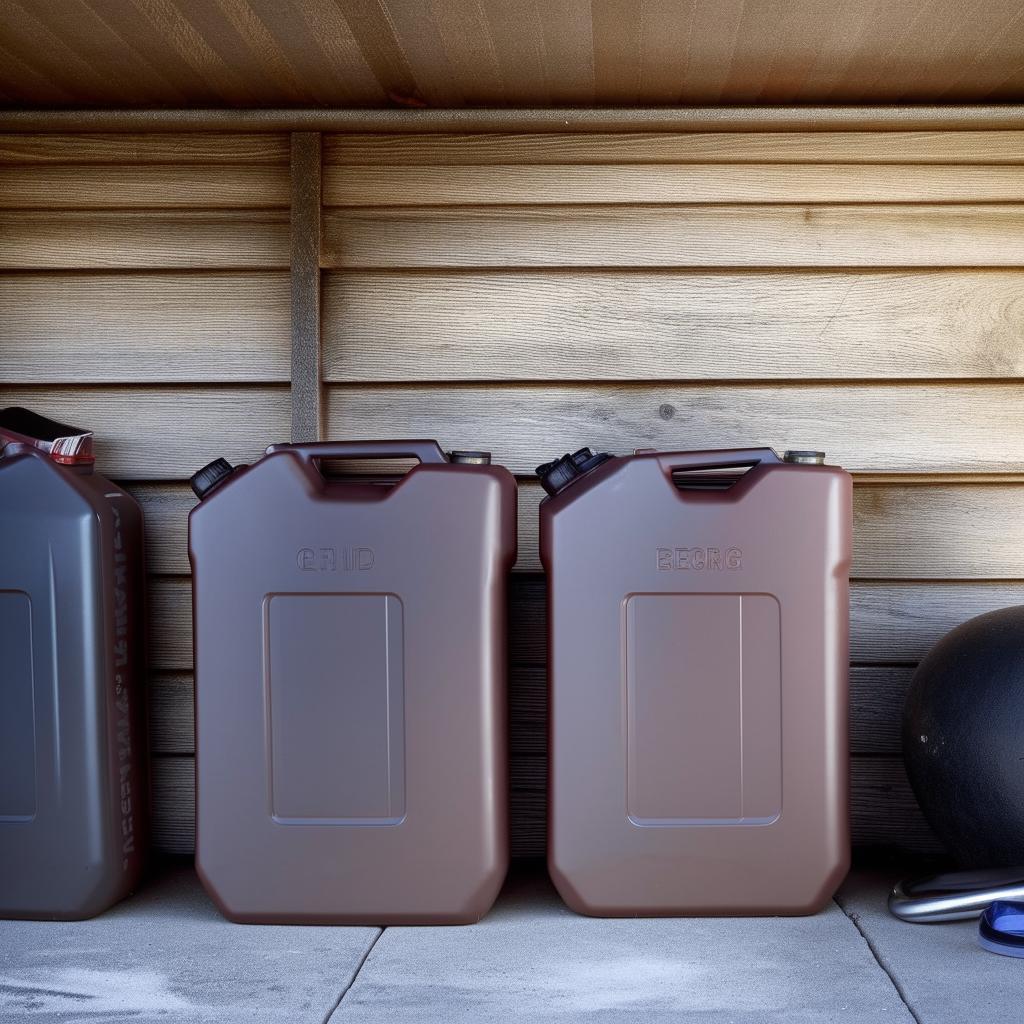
[540,448,851,916]
[0,447,147,919]
[189,441,516,924]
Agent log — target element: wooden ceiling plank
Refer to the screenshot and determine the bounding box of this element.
[18,0,194,106]
[179,0,309,106]
[374,0,465,106]
[428,0,508,106]
[333,0,424,104]
[478,0,553,106]
[3,1,1024,107]
[636,0,697,105]
[591,0,642,106]
[534,0,597,106]
[0,43,80,106]
[3,1,132,106]
[938,6,1024,102]
[91,0,256,106]
[286,0,390,105]
[675,0,746,105]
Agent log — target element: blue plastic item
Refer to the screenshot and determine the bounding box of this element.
[979,901,1024,958]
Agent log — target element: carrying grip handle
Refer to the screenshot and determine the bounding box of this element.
[654,447,782,474]
[266,439,448,468]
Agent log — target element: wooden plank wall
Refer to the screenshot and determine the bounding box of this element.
[0,132,292,853]
[3,125,1023,859]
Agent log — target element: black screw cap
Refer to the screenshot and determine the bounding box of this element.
[536,447,612,496]
[190,457,234,499]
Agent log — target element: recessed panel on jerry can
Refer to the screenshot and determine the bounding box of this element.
[188,441,516,924]
[537,447,851,916]
[0,408,147,920]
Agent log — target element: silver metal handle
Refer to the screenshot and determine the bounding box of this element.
[889,868,1024,923]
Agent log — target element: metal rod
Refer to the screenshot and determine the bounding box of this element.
[1,106,1022,133]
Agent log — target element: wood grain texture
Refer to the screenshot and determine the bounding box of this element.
[325,384,1024,474]
[1,274,290,382]
[290,132,323,442]
[322,206,1024,269]
[515,481,1024,577]
[149,673,194,755]
[4,1,1024,107]
[147,575,1024,673]
[322,270,1024,381]
[124,483,196,575]
[0,211,289,269]
[0,133,290,163]
[0,387,290,479]
[0,166,289,208]
[148,754,937,857]
[324,131,1024,165]
[324,164,1024,206]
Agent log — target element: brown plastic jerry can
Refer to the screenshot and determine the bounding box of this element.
[188,440,517,924]
[0,408,147,920]
[537,446,852,916]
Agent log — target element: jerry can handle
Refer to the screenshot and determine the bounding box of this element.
[0,406,95,465]
[653,447,782,475]
[266,439,449,468]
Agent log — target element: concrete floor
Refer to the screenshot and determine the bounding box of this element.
[0,863,1017,1023]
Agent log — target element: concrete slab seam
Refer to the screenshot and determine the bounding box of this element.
[834,896,924,1024]
[324,927,385,1022]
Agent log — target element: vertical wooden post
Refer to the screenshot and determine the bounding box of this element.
[290,132,322,442]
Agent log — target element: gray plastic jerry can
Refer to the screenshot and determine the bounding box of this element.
[0,408,147,920]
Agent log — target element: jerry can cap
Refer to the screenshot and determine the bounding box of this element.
[190,457,235,499]
[536,447,613,496]
[0,407,95,465]
[449,450,491,465]
[783,450,827,465]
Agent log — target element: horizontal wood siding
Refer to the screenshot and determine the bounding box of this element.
[320,271,1024,380]
[324,164,1024,205]
[8,127,1024,861]
[1,275,291,380]
[322,206,1024,268]
[324,384,1024,474]
[0,134,291,859]
[323,132,1024,164]
[319,127,1024,858]
[0,211,290,269]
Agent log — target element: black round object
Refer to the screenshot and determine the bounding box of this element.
[903,606,1024,867]
[535,448,612,496]
[190,457,234,499]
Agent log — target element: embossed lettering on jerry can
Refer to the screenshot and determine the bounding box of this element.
[189,441,516,924]
[537,447,851,916]
[0,408,147,920]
